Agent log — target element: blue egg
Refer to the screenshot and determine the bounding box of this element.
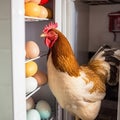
[27,109,41,120]
[36,100,51,119]
[38,110,51,119]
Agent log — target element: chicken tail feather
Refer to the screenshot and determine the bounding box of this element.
[89,45,120,86]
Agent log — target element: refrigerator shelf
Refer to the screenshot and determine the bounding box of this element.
[25,56,40,63]
[25,51,48,63]
[25,16,49,22]
[26,86,41,99]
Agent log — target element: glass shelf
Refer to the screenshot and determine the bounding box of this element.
[25,51,48,63]
[26,86,41,99]
[25,56,40,63]
[25,16,49,22]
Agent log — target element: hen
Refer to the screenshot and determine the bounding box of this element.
[40,22,120,120]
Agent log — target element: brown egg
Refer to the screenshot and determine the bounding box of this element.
[39,5,48,18]
[46,8,53,19]
[25,41,40,59]
[33,70,48,86]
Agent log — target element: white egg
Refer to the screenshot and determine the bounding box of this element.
[26,77,38,94]
[27,109,41,120]
[26,97,35,110]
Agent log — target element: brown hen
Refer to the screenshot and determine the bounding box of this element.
[40,22,120,120]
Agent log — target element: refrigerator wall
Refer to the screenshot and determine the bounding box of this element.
[89,4,120,51]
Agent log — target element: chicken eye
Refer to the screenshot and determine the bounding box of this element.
[47,31,58,41]
[48,31,55,36]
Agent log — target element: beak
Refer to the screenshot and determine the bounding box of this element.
[40,33,47,37]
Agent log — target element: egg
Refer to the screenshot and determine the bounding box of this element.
[33,70,48,86]
[24,0,41,4]
[36,100,51,119]
[25,2,41,17]
[26,97,35,110]
[25,0,30,3]
[25,41,40,59]
[25,61,38,77]
[39,6,48,18]
[27,109,41,120]
[26,77,38,94]
[46,8,53,19]
[30,0,41,4]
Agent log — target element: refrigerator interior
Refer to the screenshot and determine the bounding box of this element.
[25,0,57,119]
[25,0,120,120]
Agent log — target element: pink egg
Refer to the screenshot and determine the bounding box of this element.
[26,97,35,110]
[25,41,40,59]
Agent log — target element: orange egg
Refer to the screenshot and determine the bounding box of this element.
[25,41,40,59]
[46,8,53,19]
[30,0,41,4]
[33,70,48,85]
[39,5,48,18]
[26,61,38,77]
[25,2,41,17]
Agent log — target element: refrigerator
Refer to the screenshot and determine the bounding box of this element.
[0,0,120,120]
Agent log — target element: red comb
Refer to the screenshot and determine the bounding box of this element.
[43,22,58,33]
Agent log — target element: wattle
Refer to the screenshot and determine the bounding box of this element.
[45,38,56,48]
